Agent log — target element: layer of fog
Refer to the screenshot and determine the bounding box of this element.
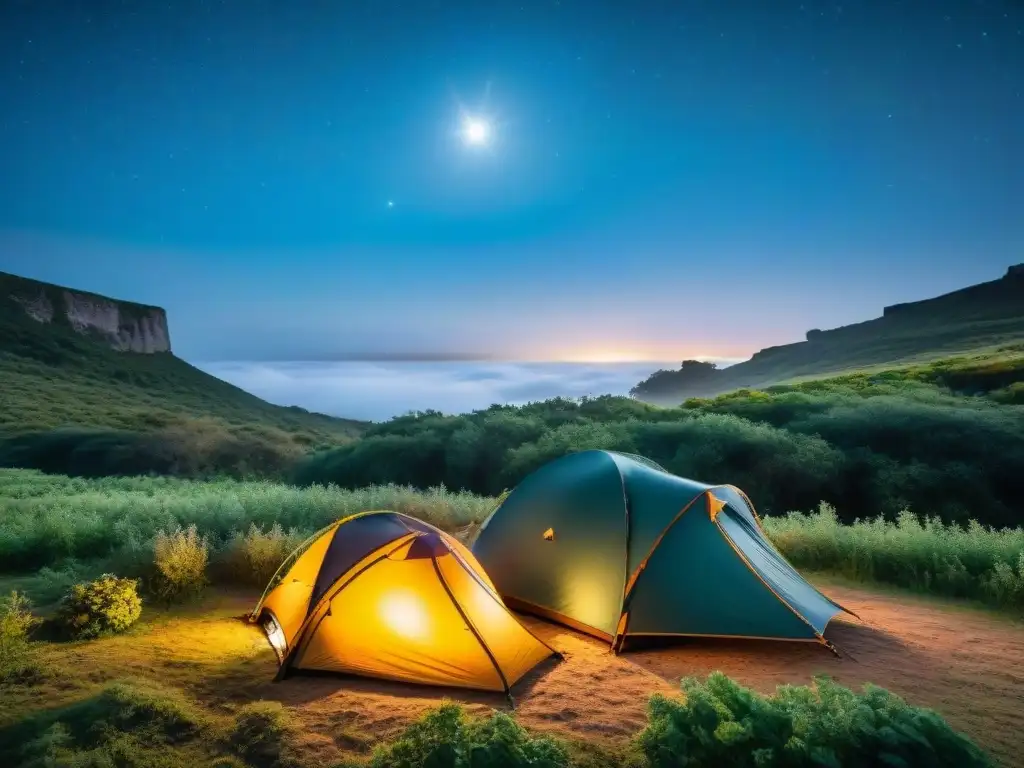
[194,360,733,422]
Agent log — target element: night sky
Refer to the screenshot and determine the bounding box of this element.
[1,0,1021,363]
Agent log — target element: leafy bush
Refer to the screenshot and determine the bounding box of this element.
[229,701,294,767]
[153,524,209,602]
[367,702,570,768]
[634,672,993,768]
[55,574,142,640]
[218,523,304,587]
[980,552,1024,608]
[0,591,42,683]
[3,678,208,766]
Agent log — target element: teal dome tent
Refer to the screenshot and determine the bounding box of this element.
[471,450,856,653]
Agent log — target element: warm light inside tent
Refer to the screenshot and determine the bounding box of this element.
[379,590,429,640]
[569,565,616,631]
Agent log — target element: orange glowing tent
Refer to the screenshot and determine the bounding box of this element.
[249,511,560,700]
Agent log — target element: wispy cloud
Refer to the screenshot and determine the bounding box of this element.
[194,360,737,422]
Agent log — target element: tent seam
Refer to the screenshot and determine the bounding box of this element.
[716,489,859,621]
[614,489,710,650]
[432,555,511,696]
[283,534,417,674]
[612,454,631,653]
[712,512,825,641]
[447,546,563,659]
[621,490,710,603]
[249,520,342,622]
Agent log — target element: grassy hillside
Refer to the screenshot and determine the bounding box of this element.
[632,265,1024,403]
[0,272,367,478]
[294,349,1024,529]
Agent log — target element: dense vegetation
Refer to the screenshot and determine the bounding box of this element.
[294,349,1024,529]
[2,470,1022,613]
[769,504,1024,610]
[0,273,366,480]
[0,652,993,767]
[0,470,490,594]
[354,675,994,767]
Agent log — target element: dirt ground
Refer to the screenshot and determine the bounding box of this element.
[22,583,1024,766]
[277,584,1024,766]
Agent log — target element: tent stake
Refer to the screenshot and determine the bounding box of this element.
[828,639,859,663]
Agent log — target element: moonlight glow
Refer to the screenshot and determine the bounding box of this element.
[462,117,490,146]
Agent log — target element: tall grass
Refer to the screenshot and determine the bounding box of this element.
[0,469,496,573]
[2,469,1022,612]
[765,503,1024,609]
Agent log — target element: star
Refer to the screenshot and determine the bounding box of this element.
[462,117,490,146]
[387,200,394,208]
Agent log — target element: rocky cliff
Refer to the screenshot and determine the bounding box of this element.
[1,271,171,354]
[633,263,1024,402]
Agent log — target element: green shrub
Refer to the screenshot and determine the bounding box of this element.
[3,678,207,766]
[229,701,294,767]
[981,552,1024,607]
[0,591,42,683]
[56,574,142,640]
[153,524,209,602]
[634,672,993,768]
[219,523,303,587]
[368,702,570,768]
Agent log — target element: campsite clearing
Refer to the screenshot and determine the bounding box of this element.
[4,583,1021,767]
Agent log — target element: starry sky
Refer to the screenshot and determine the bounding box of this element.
[0,0,1021,363]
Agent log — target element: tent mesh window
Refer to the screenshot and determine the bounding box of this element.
[309,514,411,609]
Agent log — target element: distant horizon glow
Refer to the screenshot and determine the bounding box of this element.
[188,353,746,367]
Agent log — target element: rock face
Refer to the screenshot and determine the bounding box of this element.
[632,263,1024,402]
[2,272,172,354]
[60,290,171,353]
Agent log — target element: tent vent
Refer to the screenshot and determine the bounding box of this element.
[707,493,727,522]
[543,527,555,541]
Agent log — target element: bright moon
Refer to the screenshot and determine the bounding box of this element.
[463,117,490,146]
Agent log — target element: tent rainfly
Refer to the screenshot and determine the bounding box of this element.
[471,450,857,654]
[250,511,560,700]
